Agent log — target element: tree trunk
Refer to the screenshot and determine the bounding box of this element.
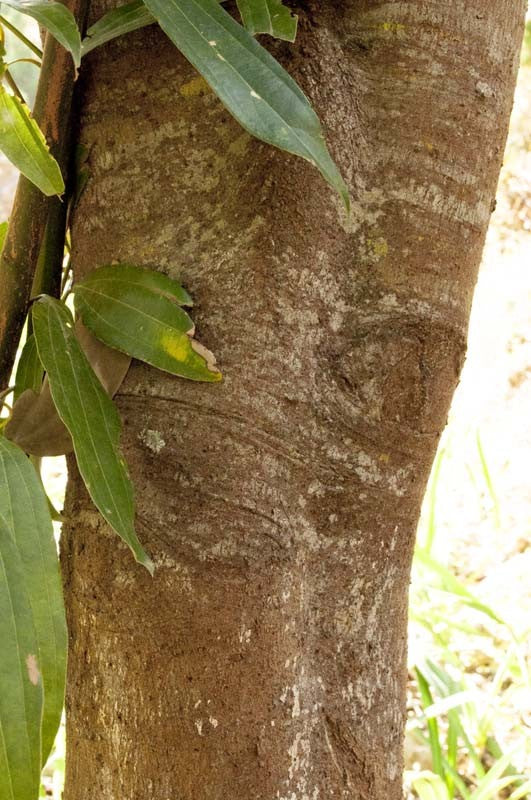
[61,2,525,798]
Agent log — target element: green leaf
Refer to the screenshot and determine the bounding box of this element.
[143,0,349,208]
[236,0,297,41]
[0,88,64,196]
[2,0,82,67]
[13,334,43,403]
[509,780,531,800]
[5,322,131,458]
[32,296,153,573]
[0,221,7,251]
[73,264,221,382]
[420,659,486,781]
[415,666,444,780]
[0,437,67,766]
[81,0,156,57]
[470,752,522,800]
[411,772,450,800]
[0,513,43,800]
[414,547,505,626]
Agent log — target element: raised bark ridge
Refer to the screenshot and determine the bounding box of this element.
[62,2,525,798]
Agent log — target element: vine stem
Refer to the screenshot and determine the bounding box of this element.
[0,13,43,59]
[7,57,42,69]
[3,68,26,103]
[0,0,90,392]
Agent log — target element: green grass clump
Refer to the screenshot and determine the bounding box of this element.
[406,436,531,800]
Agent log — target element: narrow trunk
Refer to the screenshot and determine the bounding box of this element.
[62,3,525,798]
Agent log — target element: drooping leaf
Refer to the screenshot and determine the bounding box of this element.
[13,334,43,403]
[236,0,297,41]
[0,88,64,196]
[0,436,67,767]
[143,0,349,208]
[0,514,43,800]
[31,296,153,573]
[73,264,221,382]
[414,547,504,625]
[2,0,82,67]
[81,0,156,57]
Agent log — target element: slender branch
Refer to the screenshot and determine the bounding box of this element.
[0,0,90,392]
[0,386,14,401]
[6,57,42,69]
[0,13,43,58]
[3,68,25,102]
[32,199,68,300]
[0,384,14,415]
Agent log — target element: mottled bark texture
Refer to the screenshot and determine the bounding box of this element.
[61,2,525,798]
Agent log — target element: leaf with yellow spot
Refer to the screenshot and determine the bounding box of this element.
[73,263,221,382]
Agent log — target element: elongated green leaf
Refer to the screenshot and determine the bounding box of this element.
[470,752,521,800]
[0,221,7,252]
[509,780,531,800]
[143,0,349,208]
[14,334,43,403]
[77,263,193,306]
[414,547,504,625]
[0,437,66,766]
[81,0,156,56]
[73,264,221,382]
[415,666,444,780]
[236,0,297,41]
[411,772,450,800]
[420,659,486,781]
[0,514,43,800]
[32,296,153,574]
[0,89,64,196]
[2,0,81,67]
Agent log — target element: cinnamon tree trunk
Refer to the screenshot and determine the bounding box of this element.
[61,2,525,798]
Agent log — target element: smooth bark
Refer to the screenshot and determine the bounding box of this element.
[62,2,525,798]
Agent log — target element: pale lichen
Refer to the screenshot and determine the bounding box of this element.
[140,428,166,454]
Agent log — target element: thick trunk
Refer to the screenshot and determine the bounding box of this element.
[62,2,525,798]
